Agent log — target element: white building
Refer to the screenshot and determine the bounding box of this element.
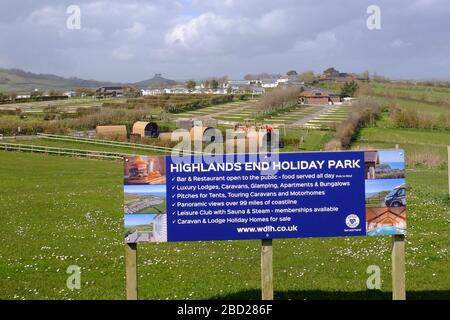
[227,80,251,86]
[63,90,76,97]
[163,86,189,94]
[261,79,278,88]
[141,89,163,96]
[16,93,31,99]
[276,78,289,85]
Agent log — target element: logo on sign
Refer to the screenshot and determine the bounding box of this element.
[345,214,360,228]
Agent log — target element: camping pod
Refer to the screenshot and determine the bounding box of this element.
[132,121,159,138]
[95,125,127,141]
[190,126,223,143]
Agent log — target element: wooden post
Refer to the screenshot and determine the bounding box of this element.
[261,239,273,300]
[391,143,406,300]
[125,243,138,300]
[392,234,406,300]
[447,146,450,198]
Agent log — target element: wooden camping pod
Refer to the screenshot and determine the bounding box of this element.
[158,132,173,142]
[132,121,159,138]
[96,125,127,141]
[190,126,223,143]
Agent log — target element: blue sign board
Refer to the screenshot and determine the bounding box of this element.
[123,150,406,243]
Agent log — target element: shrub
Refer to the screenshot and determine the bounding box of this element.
[389,107,450,130]
[256,87,303,118]
[325,96,382,150]
[406,152,446,168]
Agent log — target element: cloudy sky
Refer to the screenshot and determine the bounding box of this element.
[0,0,449,82]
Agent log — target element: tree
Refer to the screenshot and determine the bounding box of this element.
[75,87,95,97]
[202,80,210,89]
[298,71,316,85]
[217,76,228,87]
[48,89,63,96]
[244,73,280,80]
[185,80,196,91]
[340,80,359,98]
[30,89,43,98]
[372,73,389,83]
[210,79,219,90]
[6,91,17,100]
[362,70,370,81]
[286,70,298,76]
[226,86,232,94]
[324,67,339,77]
[123,86,142,98]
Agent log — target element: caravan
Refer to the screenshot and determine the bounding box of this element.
[384,184,406,207]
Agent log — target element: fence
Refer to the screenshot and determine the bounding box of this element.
[37,133,201,155]
[0,142,127,160]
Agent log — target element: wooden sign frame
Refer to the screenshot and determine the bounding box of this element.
[125,146,410,300]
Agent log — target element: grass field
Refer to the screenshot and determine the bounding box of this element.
[0,147,449,300]
[0,97,126,114]
[370,83,450,108]
[303,105,352,129]
[172,99,337,129]
[352,113,450,165]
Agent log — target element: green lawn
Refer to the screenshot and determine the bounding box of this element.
[375,96,450,118]
[371,83,450,107]
[353,114,450,163]
[0,150,448,300]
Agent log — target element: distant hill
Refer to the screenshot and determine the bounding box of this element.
[133,73,178,89]
[0,68,178,92]
[0,68,122,92]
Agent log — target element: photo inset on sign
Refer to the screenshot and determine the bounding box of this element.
[124,214,167,243]
[364,150,405,180]
[366,207,406,236]
[124,184,167,214]
[124,156,166,185]
[365,178,406,208]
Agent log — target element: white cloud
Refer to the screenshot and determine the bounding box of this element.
[165,13,236,52]
[27,5,64,27]
[0,0,449,81]
[113,22,146,40]
[164,10,299,56]
[390,39,412,49]
[112,46,135,61]
[293,32,338,51]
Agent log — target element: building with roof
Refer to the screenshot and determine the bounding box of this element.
[298,91,341,105]
[95,86,125,97]
[364,151,380,179]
